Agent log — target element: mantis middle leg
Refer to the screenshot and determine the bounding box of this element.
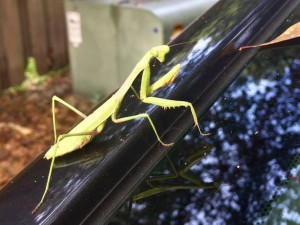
[111,109,173,147]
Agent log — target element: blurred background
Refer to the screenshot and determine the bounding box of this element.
[0,0,216,190]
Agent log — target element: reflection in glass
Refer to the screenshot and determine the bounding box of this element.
[108,47,300,225]
[133,144,219,201]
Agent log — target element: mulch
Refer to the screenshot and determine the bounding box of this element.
[0,73,91,189]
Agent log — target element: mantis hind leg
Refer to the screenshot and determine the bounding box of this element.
[32,129,102,214]
[33,97,95,213]
[52,96,87,143]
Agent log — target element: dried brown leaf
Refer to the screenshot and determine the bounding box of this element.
[239,22,300,50]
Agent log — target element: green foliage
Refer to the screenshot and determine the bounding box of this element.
[2,57,68,95]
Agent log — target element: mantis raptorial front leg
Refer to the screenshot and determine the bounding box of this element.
[133,147,219,201]
[138,65,209,135]
[33,45,210,213]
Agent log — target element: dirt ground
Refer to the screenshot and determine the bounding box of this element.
[0,73,91,189]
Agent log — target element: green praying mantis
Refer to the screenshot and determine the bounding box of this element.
[32,45,209,213]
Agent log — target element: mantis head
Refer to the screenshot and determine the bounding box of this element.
[150,45,170,63]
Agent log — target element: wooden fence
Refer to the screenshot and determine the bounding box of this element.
[0,0,68,90]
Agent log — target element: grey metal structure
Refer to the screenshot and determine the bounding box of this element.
[64,0,217,97]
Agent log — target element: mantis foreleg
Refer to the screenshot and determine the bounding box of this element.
[139,65,209,136]
[140,65,181,97]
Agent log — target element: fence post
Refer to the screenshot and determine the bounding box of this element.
[0,0,25,89]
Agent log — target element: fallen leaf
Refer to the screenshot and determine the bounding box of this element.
[239,21,300,50]
[0,122,32,135]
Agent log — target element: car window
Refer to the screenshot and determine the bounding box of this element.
[107,18,300,225]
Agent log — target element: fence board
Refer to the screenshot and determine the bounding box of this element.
[18,0,31,63]
[0,0,69,90]
[0,21,8,89]
[0,0,25,89]
[46,0,68,69]
[26,0,51,73]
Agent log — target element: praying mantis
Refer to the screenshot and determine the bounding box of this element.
[32,45,209,213]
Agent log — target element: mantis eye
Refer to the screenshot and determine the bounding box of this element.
[150,48,159,57]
